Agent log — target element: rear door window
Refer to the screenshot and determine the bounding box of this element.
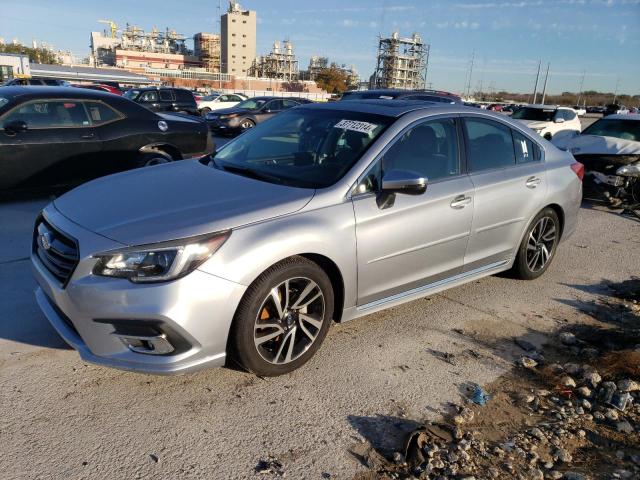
[512,130,540,164]
[159,90,174,102]
[463,118,516,172]
[85,101,122,125]
[282,99,299,109]
[174,90,194,103]
[140,91,158,102]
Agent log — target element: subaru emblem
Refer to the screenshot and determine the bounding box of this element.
[40,232,53,251]
[158,120,168,132]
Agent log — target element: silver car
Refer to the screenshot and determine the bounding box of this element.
[31,101,583,376]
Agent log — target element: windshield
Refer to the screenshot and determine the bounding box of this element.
[211,108,392,188]
[511,107,556,121]
[581,119,640,142]
[123,89,140,100]
[202,94,220,101]
[235,98,268,110]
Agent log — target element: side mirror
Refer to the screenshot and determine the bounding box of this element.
[381,170,427,195]
[377,170,427,209]
[263,108,272,114]
[4,120,27,135]
[554,117,565,124]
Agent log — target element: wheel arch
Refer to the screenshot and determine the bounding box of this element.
[139,143,182,160]
[299,253,345,323]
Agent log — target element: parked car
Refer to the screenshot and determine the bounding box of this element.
[487,104,504,112]
[0,86,213,191]
[2,77,69,87]
[552,114,640,208]
[340,89,462,104]
[71,83,122,95]
[572,105,587,116]
[32,100,582,376]
[123,87,199,116]
[604,104,629,116]
[197,93,247,115]
[205,96,304,135]
[511,105,581,140]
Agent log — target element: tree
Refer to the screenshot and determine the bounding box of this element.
[315,63,348,94]
[0,43,60,64]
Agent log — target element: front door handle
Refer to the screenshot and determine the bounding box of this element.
[80,133,94,139]
[526,176,541,188]
[450,194,472,209]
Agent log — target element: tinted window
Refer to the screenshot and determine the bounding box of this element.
[228,95,242,102]
[159,90,173,101]
[85,102,121,125]
[382,118,460,182]
[2,100,90,128]
[43,79,60,86]
[174,90,194,103]
[266,100,284,111]
[511,108,555,122]
[140,91,158,102]
[562,109,576,121]
[512,130,539,164]
[282,100,299,109]
[464,118,515,172]
[582,119,640,142]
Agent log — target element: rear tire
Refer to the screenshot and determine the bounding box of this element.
[228,256,334,376]
[135,149,173,168]
[512,208,560,280]
[200,107,211,116]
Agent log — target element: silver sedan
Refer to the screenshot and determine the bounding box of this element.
[31,101,583,376]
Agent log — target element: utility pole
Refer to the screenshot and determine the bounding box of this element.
[576,70,586,106]
[613,76,621,104]
[532,60,541,104]
[465,50,475,100]
[541,62,550,105]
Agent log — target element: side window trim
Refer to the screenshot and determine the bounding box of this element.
[83,100,125,126]
[351,114,463,198]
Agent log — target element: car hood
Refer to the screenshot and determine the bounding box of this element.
[551,133,640,155]
[158,113,204,124]
[518,119,551,130]
[54,160,315,246]
[207,106,252,115]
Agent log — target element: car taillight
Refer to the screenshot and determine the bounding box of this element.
[570,162,584,181]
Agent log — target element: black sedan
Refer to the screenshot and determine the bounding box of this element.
[204,96,305,135]
[0,86,213,191]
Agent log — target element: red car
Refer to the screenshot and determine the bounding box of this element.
[71,83,122,95]
[487,103,504,111]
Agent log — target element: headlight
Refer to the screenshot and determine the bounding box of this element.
[219,113,239,120]
[616,164,640,177]
[92,231,230,283]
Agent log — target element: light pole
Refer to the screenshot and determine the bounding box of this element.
[532,60,541,104]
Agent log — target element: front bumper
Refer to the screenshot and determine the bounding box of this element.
[31,205,246,375]
[206,116,242,134]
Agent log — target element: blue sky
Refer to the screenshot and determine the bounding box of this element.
[1,0,639,94]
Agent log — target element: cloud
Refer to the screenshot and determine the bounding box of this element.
[341,19,358,27]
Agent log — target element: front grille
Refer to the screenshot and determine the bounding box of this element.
[33,216,79,287]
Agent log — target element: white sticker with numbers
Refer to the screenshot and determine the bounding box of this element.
[333,119,377,135]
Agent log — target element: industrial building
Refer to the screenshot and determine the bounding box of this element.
[249,40,298,82]
[371,32,429,90]
[0,53,30,82]
[194,33,221,73]
[221,0,257,75]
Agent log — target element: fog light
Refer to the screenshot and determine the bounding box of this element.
[114,333,175,355]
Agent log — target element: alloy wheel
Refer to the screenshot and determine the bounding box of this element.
[240,120,254,130]
[253,277,325,365]
[144,156,171,167]
[526,216,557,272]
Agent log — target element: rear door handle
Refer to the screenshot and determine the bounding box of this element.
[525,176,541,188]
[450,194,472,209]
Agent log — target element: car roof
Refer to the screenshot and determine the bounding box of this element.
[298,99,477,118]
[603,114,640,121]
[0,85,118,100]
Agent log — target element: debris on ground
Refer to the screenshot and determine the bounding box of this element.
[255,455,285,476]
[355,278,640,479]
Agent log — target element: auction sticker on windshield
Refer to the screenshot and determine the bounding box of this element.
[334,119,377,134]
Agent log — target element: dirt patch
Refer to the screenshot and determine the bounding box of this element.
[353,278,640,479]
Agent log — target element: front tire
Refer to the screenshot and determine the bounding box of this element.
[512,208,560,280]
[228,256,334,376]
[135,149,173,168]
[200,107,211,116]
[239,118,255,130]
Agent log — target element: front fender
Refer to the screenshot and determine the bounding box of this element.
[198,201,358,310]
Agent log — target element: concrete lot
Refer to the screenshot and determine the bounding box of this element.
[1,121,631,480]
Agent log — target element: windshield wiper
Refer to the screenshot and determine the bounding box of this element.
[219,164,287,185]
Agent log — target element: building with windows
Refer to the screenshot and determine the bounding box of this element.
[194,32,221,73]
[220,1,256,76]
[0,53,30,82]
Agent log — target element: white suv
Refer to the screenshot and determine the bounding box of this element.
[197,93,247,115]
[511,105,582,140]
